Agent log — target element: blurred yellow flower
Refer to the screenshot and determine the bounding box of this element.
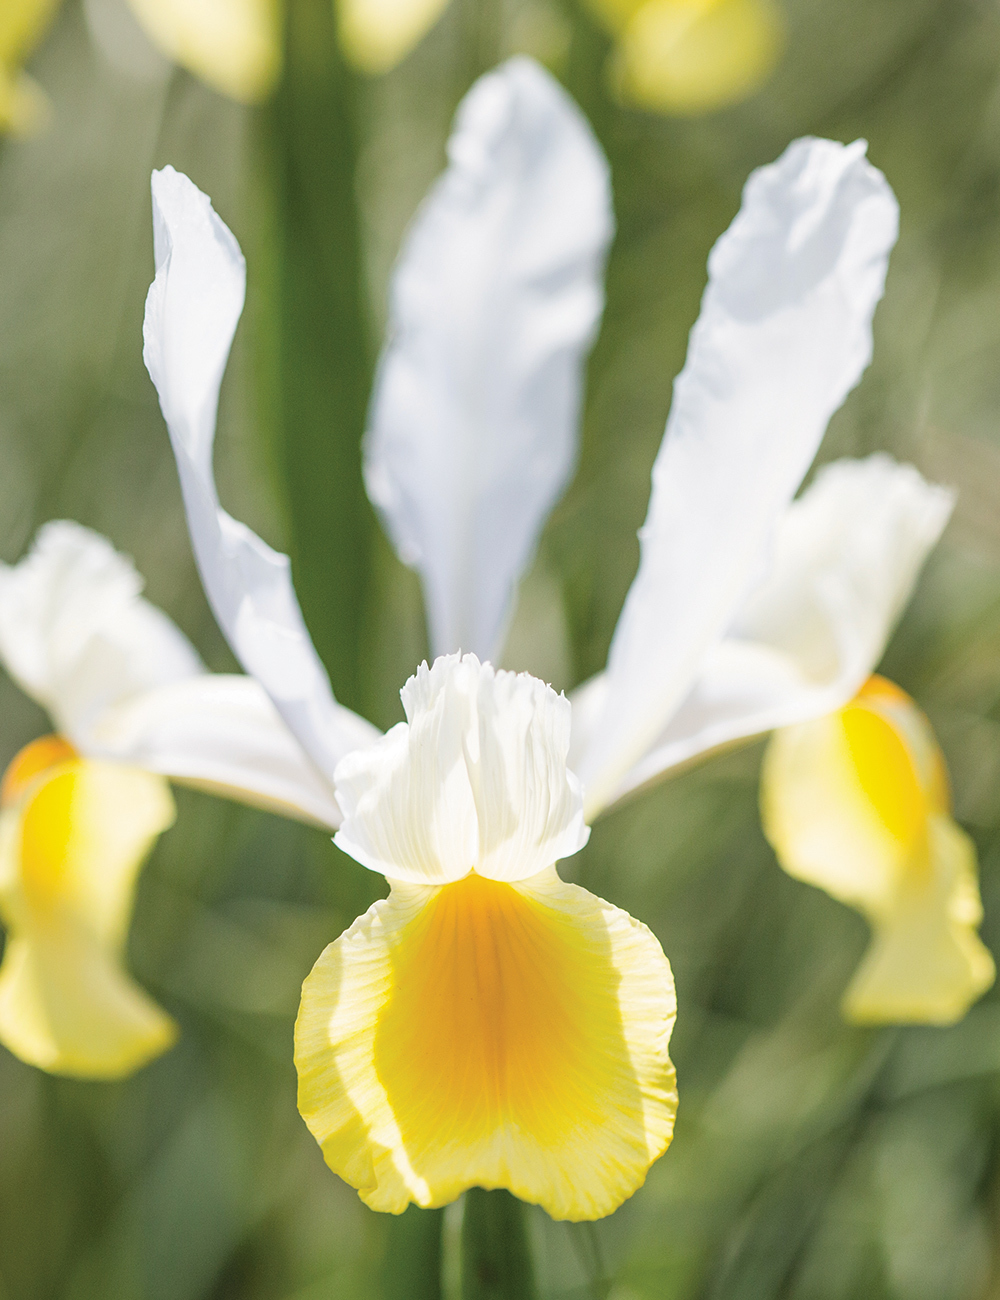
[337,0,449,74]
[337,0,783,107]
[1,0,279,135]
[0,735,178,1077]
[762,676,995,1025]
[125,0,280,102]
[0,0,59,134]
[607,0,785,114]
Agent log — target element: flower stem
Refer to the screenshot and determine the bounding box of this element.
[461,1189,539,1300]
[382,1206,445,1300]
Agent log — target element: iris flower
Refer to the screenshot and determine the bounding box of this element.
[0,520,350,1075]
[0,0,278,135]
[143,58,963,1215]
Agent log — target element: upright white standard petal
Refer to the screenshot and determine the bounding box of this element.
[143,166,379,783]
[574,137,900,816]
[571,457,954,811]
[0,521,201,747]
[333,654,589,885]
[363,57,614,662]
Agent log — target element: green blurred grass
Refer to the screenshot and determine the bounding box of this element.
[2,0,1000,1296]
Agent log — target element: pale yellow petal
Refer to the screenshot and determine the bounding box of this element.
[124,0,280,102]
[0,926,177,1078]
[762,676,994,1025]
[336,0,450,73]
[0,0,59,136]
[0,749,177,1078]
[295,867,676,1220]
[611,0,784,116]
[0,0,60,65]
[15,759,175,950]
[843,816,995,1026]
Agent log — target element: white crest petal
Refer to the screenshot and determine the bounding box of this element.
[143,166,374,782]
[333,655,481,884]
[363,57,614,662]
[334,654,588,884]
[575,137,900,816]
[471,663,589,881]
[573,456,953,815]
[89,674,353,830]
[0,522,201,747]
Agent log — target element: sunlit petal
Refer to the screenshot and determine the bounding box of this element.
[572,456,953,811]
[0,755,177,1077]
[124,0,280,102]
[144,167,380,784]
[761,677,994,1024]
[612,0,784,115]
[0,521,202,749]
[843,816,995,1026]
[337,0,450,73]
[295,867,676,1220]
[333,655,588,884]
[574,139,899,819]
[93,675,349,830]
[364,58,613,661]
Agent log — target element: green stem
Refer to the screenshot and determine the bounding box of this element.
[256,0,375,713]
[461,1189,539,1300]
[382,1206,446,1300]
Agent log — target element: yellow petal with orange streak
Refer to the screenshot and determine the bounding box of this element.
[295,867,676,1220]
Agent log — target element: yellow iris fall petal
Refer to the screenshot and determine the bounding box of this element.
[0,0,59,134]
[124,0,281,102]
[612,0,784,114]
[761,676,995,1025]
[581,0,783,115]
[296,866,677,1220]
[0,736,178,1077]
[337,0,450,74]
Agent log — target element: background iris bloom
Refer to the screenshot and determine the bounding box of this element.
[0,0,278,134]
[340,0,784,116]
[141,58,973,1212]
[0,519,350,1075]
[763,674,996,1024]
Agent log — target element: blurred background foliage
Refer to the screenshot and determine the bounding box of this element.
[2,0,1000,1296]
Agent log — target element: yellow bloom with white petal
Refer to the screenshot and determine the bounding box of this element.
[296,654,677,1219]
[0,734,177,1076]
[609,0,785,115]
[761,676,995,1025]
